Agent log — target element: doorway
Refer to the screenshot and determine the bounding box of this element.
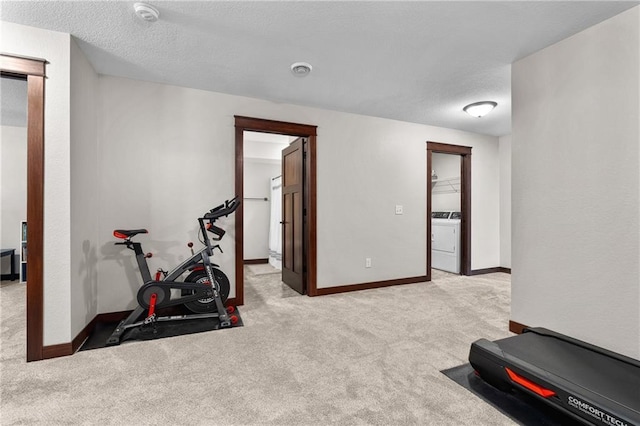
[241,130,292,270]
[1,75,28,362]
[234,116,318,305]
[1,54,46,362]
[426,141,471,280]
[1,76,27,283]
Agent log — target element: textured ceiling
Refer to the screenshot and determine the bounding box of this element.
[2,1,638,137]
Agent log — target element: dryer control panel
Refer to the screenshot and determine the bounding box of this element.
[432,211,451,219]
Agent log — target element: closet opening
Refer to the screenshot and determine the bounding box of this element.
[426,141,471,280]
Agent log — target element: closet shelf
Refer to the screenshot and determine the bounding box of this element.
[432,176,461,194]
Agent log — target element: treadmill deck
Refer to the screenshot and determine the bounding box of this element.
[469,328,640,426]
[495,331,640,412]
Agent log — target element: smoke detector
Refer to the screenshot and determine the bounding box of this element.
[134,3,159,22]
[291,62,312,77]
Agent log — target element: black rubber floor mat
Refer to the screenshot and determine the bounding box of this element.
[79,307,243,351]
[441,363,582,426]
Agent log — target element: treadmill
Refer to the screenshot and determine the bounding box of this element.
[469,328,640,426]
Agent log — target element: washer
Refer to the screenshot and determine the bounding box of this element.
[431,211,461,274]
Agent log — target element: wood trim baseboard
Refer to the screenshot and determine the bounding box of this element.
[470,267,511,275]
[314,275,429,296]
[42,314,107,360]
[71,316,97,353]
[42,342,72,359]
[509,320,529,334]
[95,310,131,323]
[244,258,268,265]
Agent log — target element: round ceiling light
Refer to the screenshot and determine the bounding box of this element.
[134,3,159,22]
[291,62,313,77]
[463,101,497,118]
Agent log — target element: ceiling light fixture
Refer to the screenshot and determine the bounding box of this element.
[134,3,159,22]
[291,62,312,77]
[463,101,497,118]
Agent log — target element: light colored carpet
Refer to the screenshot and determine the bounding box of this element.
[0,269,515,425]
[246,263,282,276]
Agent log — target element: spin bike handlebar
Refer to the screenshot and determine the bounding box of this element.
[204,197,240,221]
[200,197,241,241]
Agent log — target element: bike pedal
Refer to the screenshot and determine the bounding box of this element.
[143,313,157,325]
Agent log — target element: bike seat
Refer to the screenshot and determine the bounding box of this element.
[113,229,148,239]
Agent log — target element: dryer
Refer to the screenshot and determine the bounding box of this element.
[431,211,461,274]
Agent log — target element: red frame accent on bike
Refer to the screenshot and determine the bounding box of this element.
[147,293,157,318]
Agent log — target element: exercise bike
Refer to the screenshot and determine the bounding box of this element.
[105,197,240,346]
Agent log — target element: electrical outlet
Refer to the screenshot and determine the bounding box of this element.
[365,258,372,268]
[395,205,403,215]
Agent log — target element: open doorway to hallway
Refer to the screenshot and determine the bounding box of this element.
[1,75,28,359]
[234,116,318,305]
[242,131,292,278]
[1,54,46,361]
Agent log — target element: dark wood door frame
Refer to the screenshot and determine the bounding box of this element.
[1,54,46,362]
[234,116,318,304]
[427,141,472,280]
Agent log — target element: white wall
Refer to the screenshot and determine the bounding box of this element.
[432,152,461,212]
[96,75,502,312]
[244,138,290,161]
[1,77,27,127]
[315,115,500,285]
[70,38,99,339]
[243,160,281,260]
[512,7,640,358]
[1,21,73,346]
[1,125,27,275]
[97,77,239,312]
[499,134,511,269]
